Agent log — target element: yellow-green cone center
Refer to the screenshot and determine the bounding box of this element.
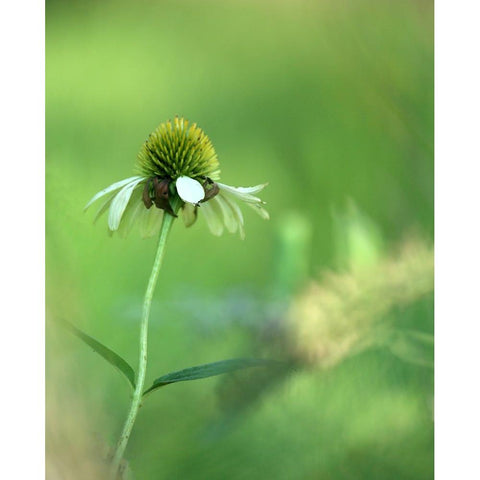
[135,117,221,181]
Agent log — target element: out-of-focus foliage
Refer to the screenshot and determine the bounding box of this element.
[46,0,433,478]
[288,236,433,368]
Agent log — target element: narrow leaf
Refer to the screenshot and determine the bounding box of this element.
[143,358,277,396]
[61,320,136,390]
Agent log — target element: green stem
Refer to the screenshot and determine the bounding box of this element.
[109,210,176,479]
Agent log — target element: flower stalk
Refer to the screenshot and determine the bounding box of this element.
[109,203,178,479]
[82,118,269,477]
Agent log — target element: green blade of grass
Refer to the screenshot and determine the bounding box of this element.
[61,320,136,390]
[143,358,278,397]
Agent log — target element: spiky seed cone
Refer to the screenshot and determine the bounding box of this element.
[135,117,221,181]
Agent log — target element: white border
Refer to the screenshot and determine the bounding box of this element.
[1,0,45,478]
[435,1,480,478]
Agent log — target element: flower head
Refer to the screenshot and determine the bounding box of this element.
[85,117,268,239]
[136,117,220,181]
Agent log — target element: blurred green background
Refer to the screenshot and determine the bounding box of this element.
[46,0,433,478]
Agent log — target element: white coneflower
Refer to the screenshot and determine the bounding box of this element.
[83,117,269,479]
[85,117,268,238]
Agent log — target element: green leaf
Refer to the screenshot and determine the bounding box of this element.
[143,358,277,396]
[60,320,136,390]
[387,329,434,368]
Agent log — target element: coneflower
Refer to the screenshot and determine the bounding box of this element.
[84,118,269,479]
[85,117,268,239]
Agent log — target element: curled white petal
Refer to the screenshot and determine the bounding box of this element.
[140,205,164,238]
[214,196,238,233]
[108,177,145,231]
[182,203,198,228]
[217,182,268,196]
[246,202,270,220]
[217,185,263,204]
[220,193,245,239]
[201,201,224,236]
[199,181,269,238]
[93,193,116,224]
[176,176,205,204]
[216,182,267,204]
[84,176,144,211]
[116,189,144,238]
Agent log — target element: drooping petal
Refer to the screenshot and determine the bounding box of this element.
[201,201,224,236]
[116,188,145,238]
[197,181,269,238]
[108,177,145,231]
[216,182,268,196]
[140,204,164,238]
[214,195,238,234]
[216,182,267,204]
[246,202,270,220]
[84,176,144,211]
[215,181,269,226]
[220,193,245,239]
[93,192,116,224]
[182,202,198,228]
[218,190,262,205]
[176,176,205,204]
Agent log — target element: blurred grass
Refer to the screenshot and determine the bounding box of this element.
[46,0,433,479]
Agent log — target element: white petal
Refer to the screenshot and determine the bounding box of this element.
[217,184,264,204]
[116,188,144,238]
[140,205,164,238]
[182,203,198,228]
[246,202,270,220]
[84,176,144,211]
[201,201,224,236]
[176,176,205,204]
[217,182,268,196]
[108,178,145,231]
[93,193,116,224]
[214,196,238,234]
[220,193,245,239]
